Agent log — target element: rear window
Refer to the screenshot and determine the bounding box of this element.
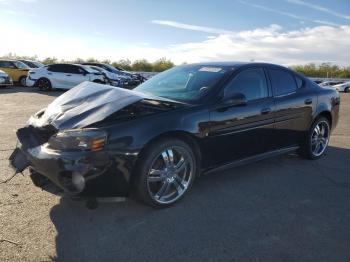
[269,69,298,96]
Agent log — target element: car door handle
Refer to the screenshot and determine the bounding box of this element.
[48,73,52,75]
[304,98,313,105]
[66,74,71,76]
[261,108,271,115]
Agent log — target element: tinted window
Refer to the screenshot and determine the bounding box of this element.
[225,68,268,101]
[65,65,84,74]
[0,61,16,68]
[47,64,66,72]
[269,69,297,96]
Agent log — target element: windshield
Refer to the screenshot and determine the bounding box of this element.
[91,66,106,74]
[79,65,99,73]
[101,64,120,74]
[33,61,44,67]
[134,65,229,103]
[13,61,30,69]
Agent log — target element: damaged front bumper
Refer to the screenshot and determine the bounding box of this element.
[9,126,135,197]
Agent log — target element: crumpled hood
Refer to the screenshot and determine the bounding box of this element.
[29,81,170,130]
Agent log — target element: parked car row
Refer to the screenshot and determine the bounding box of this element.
[0,69,13,87]
[0,59,32,86]
[0,59,147,90]
[315,79,350,92]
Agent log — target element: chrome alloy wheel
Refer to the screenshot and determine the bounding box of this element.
[311,120,330,157]
[146,146,194,205]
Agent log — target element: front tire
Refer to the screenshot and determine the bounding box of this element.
[300,116,330,159]
[37,78,52,91]
[345,87,350,93]
[133,138,197,207]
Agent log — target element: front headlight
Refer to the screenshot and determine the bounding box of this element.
[47,128,107,151]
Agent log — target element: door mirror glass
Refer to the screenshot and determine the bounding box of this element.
[223,93,247,107]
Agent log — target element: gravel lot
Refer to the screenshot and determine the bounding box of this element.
[0,87,349,262]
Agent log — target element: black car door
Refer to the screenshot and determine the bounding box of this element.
[267,68,314,149]
[206,67,275,167]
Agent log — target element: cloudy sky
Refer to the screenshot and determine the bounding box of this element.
[0,0,349,65]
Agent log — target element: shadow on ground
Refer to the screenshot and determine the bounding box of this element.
[49,146,350,262]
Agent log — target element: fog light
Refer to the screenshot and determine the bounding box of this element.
[72,172,85,192]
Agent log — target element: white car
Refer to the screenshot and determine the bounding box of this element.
[319,81,344,87]
[0,69,13,87]
[88,65,128,87]
[332,81,350,92]
[26,64,106,91]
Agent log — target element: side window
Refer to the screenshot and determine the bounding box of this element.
[269,69,298,96]
[225,68,268,101]
[9,62,17,68]
[47,64,65,73]
[61,65,73,73]
[0,61,16,68]
[76,67,86,74]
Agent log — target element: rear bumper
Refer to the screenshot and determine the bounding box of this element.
[11,141,136,197]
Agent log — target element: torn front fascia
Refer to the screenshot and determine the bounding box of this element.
[17,125,57,150]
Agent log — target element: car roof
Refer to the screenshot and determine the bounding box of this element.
[187,61,290,70]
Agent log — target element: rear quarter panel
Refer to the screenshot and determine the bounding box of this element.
[314,85,340,130]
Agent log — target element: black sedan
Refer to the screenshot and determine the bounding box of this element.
[9,62,340,207]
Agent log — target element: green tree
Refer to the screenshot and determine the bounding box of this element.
[42,57,58,65]
[86,57,100,63]
[132,59,153,72]
[101,59,111,65]
[152,57,174,72]
[112,59,132,71]
[290,63,350,78]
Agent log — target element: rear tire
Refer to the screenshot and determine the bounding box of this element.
[37,78,52,91]
[132,138,197,207]
[299,116,330,159]
[345,87,350,93]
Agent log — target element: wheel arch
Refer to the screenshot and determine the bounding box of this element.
[313,99,333,130]
[137,130,203,175]
[317,111,332,129]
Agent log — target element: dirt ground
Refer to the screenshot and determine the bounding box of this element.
[0,87,349,262]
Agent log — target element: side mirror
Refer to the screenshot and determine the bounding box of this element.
[223,93,247,107]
